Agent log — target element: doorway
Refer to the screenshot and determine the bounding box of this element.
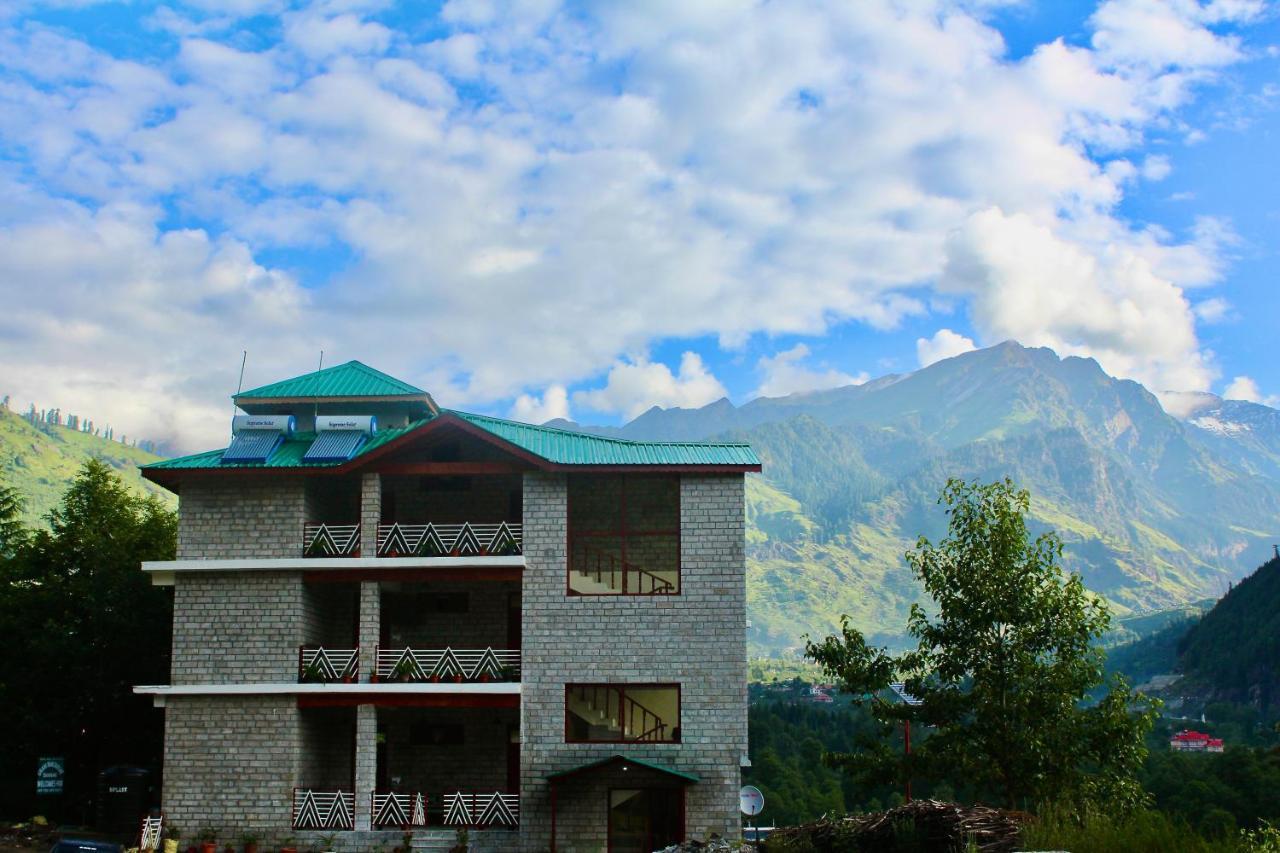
[607,788,682,853]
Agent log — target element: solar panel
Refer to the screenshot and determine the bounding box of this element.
[303,430,367,462]
[222,430,284,463]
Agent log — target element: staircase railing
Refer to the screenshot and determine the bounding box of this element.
[570,686,673,742]
[570,541,676,595]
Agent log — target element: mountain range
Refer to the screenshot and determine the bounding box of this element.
[5,341,1279,657]
[552,341,1280,654]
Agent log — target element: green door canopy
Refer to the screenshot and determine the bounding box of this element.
[546,754,700,785]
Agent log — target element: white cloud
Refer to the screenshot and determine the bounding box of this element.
[509,384,569,424]
[1194,296,1231,323]
[1223,375,1278,406]
[0,0,1263,448]
[754,344,865,398]
[1141,154,1172,180]
[574,353,727,419]
[916,329,977,368]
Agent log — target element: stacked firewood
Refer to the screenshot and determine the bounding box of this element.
[764,799,1026,852]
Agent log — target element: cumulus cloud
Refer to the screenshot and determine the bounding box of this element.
[0,0,1263,448]
[573,353,727,419]
[916,329,978,368]
[510,384,570,424]
[754,344,865,398]
[1223,375,1278,407]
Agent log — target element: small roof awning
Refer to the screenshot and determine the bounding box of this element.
[546,754,700,785]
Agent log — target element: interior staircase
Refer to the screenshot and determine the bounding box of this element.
[566,686,670,742]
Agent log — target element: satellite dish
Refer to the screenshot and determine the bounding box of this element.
[740,785,764,817]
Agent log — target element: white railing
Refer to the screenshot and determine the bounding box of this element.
[372,791,426,828]
[376,522,522,557]
[443,792,519,827]
[303,523,361,557]
[375,646,521,682]
[298,646,360,682]
[292,789,355,830]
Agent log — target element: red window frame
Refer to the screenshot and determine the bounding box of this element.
[566,474,681,596]
[564,683,682,744]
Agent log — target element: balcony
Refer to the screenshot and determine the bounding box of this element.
[374,646,520,683]
[376,522,522,557]
[300,521,523,559]
[292,790,518,831]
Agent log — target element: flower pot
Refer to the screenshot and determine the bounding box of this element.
[478,673,491,683]
[280,847,297,853]
[452,674,463,683]
[430,674,441,683]
[244,845,258,853]
[370,673,379,684]
[201,843,216,853]
[163,841,178,853]
[342,675,353,684]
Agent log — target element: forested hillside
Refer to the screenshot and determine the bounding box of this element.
[1178,556,1280,712]
[0,407,170,525]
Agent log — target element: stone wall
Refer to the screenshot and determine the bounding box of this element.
[178,479,307,560]
[162,696,299,840]
[519,473,747,852]
[381,706,516,794]
[171,572,307,684]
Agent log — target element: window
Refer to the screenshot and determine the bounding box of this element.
[565,684,681,743]
[567,476,680,595]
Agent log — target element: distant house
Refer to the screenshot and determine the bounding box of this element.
[806,686,833,703]
[1170,730,1224,752]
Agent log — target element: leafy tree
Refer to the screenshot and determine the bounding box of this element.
[0,473,25,556]
[0,459,175,820]
[806,478,1156,811]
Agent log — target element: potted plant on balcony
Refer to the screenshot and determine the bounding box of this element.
[320,834,337,853]
[163,825,181,853]
[278,836,296,853]
[390,656,418,683]
[499,665,518,682]
[239,832,258,853]
[301,657,325,684]
[449,828,468,853]
[198,827,218,853]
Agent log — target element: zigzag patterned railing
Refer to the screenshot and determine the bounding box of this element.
[442,792,519,828]
[376,522,522,557]
[292,789,355,830]
[303,523,361,557]
[375,646,521,682]
[371,791,427,828]
[298,646,360,682]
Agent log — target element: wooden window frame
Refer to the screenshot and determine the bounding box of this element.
[566,474,681,596]
[564,683,682,745]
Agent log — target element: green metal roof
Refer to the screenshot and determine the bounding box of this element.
[236,360,426,400]
[448,410,760,467]
[546,754,700,784]
[145,410,759,475]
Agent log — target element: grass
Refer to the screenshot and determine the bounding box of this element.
[1020,806,1263,853]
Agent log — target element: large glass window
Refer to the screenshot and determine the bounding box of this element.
[567,476,680,595]
[565,684,681,743]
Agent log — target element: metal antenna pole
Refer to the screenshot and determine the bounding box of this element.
[318,350,324,372]
[233,351,247,417]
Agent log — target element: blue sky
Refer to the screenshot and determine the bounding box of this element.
[0,0,1276,450]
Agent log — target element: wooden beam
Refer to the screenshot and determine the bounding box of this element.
[298,693,519,709]
[373,461,530,475]
[304,567,523,583]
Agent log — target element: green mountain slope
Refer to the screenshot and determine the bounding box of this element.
[0,407,171,525]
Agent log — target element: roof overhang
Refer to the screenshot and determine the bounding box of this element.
[546,754,700,785]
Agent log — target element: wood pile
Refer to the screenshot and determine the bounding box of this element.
[764,799,1026,852]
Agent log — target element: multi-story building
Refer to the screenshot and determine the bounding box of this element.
[135,361,759,852]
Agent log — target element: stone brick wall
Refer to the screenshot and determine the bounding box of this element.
[519,473,747,853]
[299,707,356,788]
[178,479,307,560]
[162,696,299,840]
[381,706,516,794]
[380,580,518,649]
[171,572,308,684]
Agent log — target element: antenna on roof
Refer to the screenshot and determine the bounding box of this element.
[233,350,247,418]
[315,351,324,425]
[318,350,324,372]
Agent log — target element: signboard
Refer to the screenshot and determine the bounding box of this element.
[36,756,64,795]
[739,785,764,817]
